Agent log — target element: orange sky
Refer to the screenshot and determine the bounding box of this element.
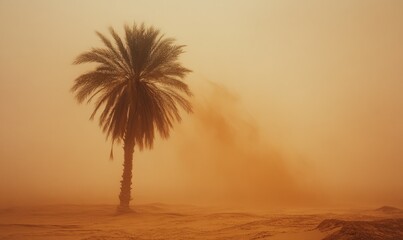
[0,0,402,208]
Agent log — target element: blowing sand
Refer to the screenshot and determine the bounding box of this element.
[0,204,402,240]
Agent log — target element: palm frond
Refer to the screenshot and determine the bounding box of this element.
[72,22,192,150]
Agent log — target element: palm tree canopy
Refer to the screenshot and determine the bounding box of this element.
[72,23,192,150]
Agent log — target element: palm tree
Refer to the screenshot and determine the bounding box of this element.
[71,23,192,212]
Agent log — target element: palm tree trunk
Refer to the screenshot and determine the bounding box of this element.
[117,138,135,213]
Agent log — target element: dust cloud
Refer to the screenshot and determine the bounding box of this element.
[1,0,403,210]
[157,82,323,209]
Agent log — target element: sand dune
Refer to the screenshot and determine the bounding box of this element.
[373,206,403,215]
[317,218,403,240]
[0,204,402,240]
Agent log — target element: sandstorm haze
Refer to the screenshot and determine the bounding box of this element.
[0,0,402,209]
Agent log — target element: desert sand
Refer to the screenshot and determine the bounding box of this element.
[0,204,402,240]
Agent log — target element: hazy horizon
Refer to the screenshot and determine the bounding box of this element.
[1,0,403,209]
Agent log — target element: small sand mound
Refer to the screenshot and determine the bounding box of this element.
[374,206,403,214]
[316,219,346,231]
[317,218,403,240]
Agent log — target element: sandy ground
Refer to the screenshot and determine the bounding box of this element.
[0,204,402,240]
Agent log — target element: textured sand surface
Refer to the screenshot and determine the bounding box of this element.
[318,218,403,240]
[0,204,401,240]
